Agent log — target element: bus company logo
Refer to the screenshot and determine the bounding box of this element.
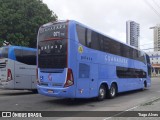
[105,55,128,64]
[78,46,83,53]
[48,73,52,81]
[40,24,66,33]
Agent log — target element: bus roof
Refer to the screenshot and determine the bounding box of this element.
[1,45,36,51]
[40,20,146,54]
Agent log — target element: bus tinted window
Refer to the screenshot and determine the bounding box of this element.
[22,50,36,65]
[133,49,138,59]
[101,37,110,53]
[14,49,36,65]
[38,23,67,69]
[117,66,147,78]
[76,24,146,64]
[0,48,9,58]
[87,29,92,47]
[14,49,22,62]
[121,44,130,58]
[110,40,121,56]
[38,39,67,69]
[91,32,100,50]
[76,25,86,46]
[139,52,145,64]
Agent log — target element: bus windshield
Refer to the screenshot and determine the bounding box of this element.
[37,22,67,69]
[0,47,9,58]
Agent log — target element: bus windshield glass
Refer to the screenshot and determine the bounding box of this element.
[0,47,9,58]
[37,22,67,69]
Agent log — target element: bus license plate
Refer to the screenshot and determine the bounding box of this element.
[48,90,53,93]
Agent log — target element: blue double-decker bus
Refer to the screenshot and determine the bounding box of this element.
[37,20,151,100]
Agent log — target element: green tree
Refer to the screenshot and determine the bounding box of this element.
[0,0,57,48]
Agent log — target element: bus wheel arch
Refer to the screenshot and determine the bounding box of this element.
[144,81,147,87]
[97,83,108,101]
[107,82,118,99]
[143,80,147,89]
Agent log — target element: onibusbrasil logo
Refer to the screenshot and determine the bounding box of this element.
[1,112,42,118]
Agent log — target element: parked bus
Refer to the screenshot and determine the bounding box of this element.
[0,46,37,92]
[37,20,151,100]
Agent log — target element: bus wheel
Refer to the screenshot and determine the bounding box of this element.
[97,85,106,101]
[31,90,38,93]
[108,83,117,99]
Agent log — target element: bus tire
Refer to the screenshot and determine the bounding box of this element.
[97,85,106,101]
[107,83,117,99]
[31,89,38,93]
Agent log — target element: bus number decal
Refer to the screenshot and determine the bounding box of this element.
[53,31,60,37]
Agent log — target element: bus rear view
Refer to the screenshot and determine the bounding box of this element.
[37,21,75,98]
[0,47,10,86]
[37,20,151,100]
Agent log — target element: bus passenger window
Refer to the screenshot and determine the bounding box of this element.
[91,32,100,50]
[1,48,9,58]
[76,25,86,46]
[87,29,92,48]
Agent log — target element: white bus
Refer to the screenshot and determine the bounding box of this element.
[0,46,37,92]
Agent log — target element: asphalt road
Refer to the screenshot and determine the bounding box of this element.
[0,78,160,120]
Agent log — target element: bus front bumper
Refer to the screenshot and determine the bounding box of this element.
[37,85,75,98]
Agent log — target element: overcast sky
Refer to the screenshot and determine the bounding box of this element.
[43,0,160,51]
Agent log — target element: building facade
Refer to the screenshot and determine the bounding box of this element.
[147,51,160,77]
[152,25,160,51]
[126,21,140,49]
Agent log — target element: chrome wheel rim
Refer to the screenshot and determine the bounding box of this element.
[100,88,105,98]
[110,87,115,97]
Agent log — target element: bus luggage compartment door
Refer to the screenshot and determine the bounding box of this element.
[76,63,98,98]
[89,64,98,97]
[15,75,31,89]
[15,63,35,89]
[31,76,36,89]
